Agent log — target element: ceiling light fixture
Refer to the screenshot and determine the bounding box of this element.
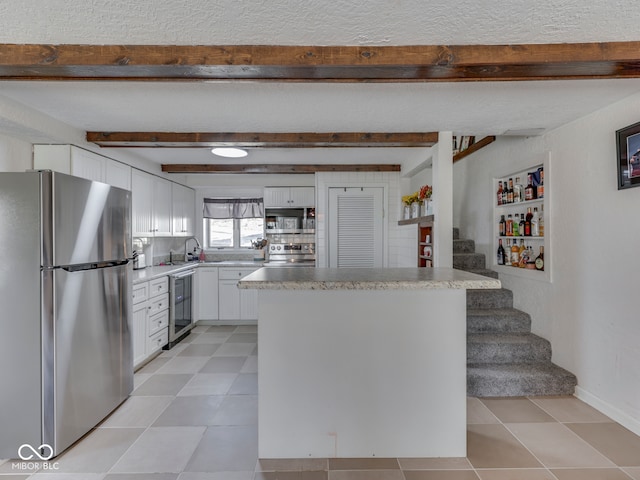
[211,147,248,158]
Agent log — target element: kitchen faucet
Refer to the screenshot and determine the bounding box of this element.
[184,236,202,262]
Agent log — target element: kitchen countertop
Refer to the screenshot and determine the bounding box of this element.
[132,260,266,284]
[238,267,501,290]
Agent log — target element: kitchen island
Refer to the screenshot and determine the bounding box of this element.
[238,267,500,459]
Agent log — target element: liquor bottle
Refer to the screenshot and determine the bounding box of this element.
[535,246,544,271]
[507,178,514,204]
[519,213,525,236]
[511,238,520,266]
[501,183,508,205]
[497,239,506,265]
[537,168,544,198]
[499,215,506,236]
[513,214,520,236]
[538,205,544,237]
[505,239,512,266]
[525,173,537,201]
[506,214,513,236]
[524,207,533,236]
[497,181,503,206]
[518,239,527,268]
[514,176,523,203]
[531,207,539,236]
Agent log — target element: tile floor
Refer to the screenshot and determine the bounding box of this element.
[1,324,640,479]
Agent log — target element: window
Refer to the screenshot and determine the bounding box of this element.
[203,197,264,249]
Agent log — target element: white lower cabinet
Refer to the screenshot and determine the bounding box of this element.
[199,267,259,323]
[132,276,169,369]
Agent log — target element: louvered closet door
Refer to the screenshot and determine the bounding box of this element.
[329,187,384,268]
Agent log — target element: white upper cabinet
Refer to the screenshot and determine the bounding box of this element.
[153,177,172,237]
[131,169,155,237]
[34,145,104,183]
[264,187,315,207]
[104,160,131,191]
[171,183,196,237]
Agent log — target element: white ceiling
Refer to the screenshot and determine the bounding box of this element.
[1,0,640,168]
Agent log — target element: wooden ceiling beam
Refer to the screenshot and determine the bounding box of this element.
[161,164,402,174]
[86,131,439,148]
[2,42,640,82]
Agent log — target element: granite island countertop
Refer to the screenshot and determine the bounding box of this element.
[237,267,501,291]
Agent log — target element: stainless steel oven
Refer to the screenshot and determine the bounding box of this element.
[267,242,316,266]
[166,268,195,349]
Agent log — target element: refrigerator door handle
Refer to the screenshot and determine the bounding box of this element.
[60,259,130,273]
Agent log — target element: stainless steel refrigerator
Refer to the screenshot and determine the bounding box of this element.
[0,170,133,459]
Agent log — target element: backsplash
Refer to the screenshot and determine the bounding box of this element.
[133,236,254,265]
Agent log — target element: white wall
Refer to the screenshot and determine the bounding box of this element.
[453,92,640,434]
[0,133,32,172]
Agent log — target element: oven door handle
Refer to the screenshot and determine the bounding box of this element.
[171,269,196,279]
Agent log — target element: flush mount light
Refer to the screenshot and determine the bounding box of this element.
[211,147,248,158]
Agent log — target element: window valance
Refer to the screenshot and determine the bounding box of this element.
[203,197,264,219]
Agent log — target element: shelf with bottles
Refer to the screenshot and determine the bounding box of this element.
[417,221,434,268]
[493,156,550,282]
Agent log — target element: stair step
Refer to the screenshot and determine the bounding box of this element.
[467,333,551,364]
[453,239,475,254]
[453,253,486,270]
[467,308,531,333]
[467,363,577,397]
[453,227,460,240]
[465,269,499,279]
[467,288,513,309]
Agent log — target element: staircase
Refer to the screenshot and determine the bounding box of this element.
[453,228,577,397]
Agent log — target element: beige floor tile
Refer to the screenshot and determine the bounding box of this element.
[623,467,640,479]
[467,398,500,424]
[529,396,612,423]
[190,333,231,344]
[191,325,210,333]
[159,343,189,358]
[152,395,225,426]
[467,424,542,469]
[236,325,258,333]
[133,373,153,389]
[178,472,254,480]
[213,343,257,357]
[476,469,556,479]
[131,373,193,396]
[398,457,472,470]
[550,468,634,480]
[328,471,404,480]
[199,356,248,373]
[206,325,238,333]
[99,395,172,427]
[211,395,258,426]
[565,422,640,466]
[156,356,210,374]
[329,458,400,470]
[53,428,144,473]
[229,373,259,394]
[480,398,556,423]
[184,426,258,472]
[178,343,221,357]
[178,373,238,396]
[403,471,480,479]
[506,422,616,468]
[104,474,178,480]
[136,356,170,374]
[256,458,328,472]
[241,355,258,374]
[110,426,206,473]
[255,472,328,480]
[227,333,258,343]
[180,333,199,344]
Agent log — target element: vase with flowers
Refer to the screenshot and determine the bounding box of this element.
[419,184,433,216]
[401,192,419,219]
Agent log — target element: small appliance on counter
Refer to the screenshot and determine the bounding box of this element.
[133,251,147,270]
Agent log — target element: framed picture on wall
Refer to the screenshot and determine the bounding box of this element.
[616,121,640,190]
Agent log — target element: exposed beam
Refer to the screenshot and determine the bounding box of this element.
[161,164,402,174]
[87,131,438,148]
[2,42,640,82]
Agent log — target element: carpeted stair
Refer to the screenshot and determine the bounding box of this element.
[453,228,577,396]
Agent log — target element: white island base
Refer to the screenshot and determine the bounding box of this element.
[239,267,500,459]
